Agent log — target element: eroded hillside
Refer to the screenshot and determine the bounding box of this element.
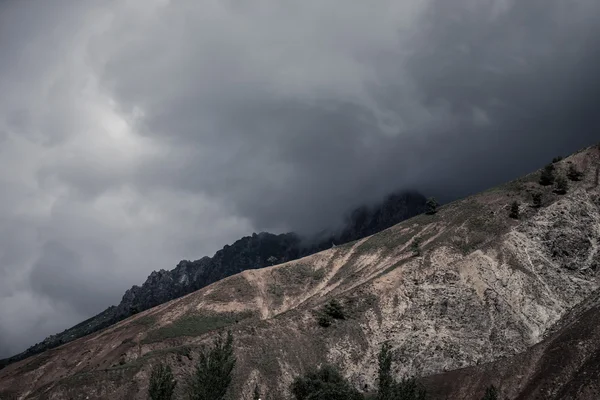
[1,146,599,400]
[423,286,600,400]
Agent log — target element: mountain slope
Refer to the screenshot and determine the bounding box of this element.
[423,286,600,400]
[0,146,598,400]
[0,191,426,369]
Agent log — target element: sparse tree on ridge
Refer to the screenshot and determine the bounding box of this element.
[555,175,568,195]
[425,197,438,215]
[567,163,583,181]
[539,164,555,186]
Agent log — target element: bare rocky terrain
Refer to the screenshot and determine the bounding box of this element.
[423,285,600,400]
[1,145,599,400]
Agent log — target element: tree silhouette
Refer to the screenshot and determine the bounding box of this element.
[148,363,176,400]
[482,385,498,400]
[539,164,555,186]
[185,331,235,400]
[425,197,438,215]
[509,201,520,219]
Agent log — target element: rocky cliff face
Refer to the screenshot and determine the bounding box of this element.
[0,191,425,369]
[0,146,598,400]
[423,285,600,400]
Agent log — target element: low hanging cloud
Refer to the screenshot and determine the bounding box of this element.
[0,0,599,357]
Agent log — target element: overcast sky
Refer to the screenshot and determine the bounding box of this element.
[0,0,599,358]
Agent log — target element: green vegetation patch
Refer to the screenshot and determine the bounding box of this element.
[277,263,326,284]
[267,283,285,298]
[142,311,253,344]
[132,314,157,327]
[205,275,256,303]
[355,228,400,254]
[16,351,55,373]
[106,345,196,373]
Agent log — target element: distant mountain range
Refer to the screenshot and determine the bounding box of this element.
[0,190,426,369]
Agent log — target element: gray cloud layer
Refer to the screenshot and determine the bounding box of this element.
[1,0,599,357]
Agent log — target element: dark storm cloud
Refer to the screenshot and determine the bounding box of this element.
[94,0,600,232]
[29,241,122,316]
[1,0,599,357]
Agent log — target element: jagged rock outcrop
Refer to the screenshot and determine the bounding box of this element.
[0,191,425,369]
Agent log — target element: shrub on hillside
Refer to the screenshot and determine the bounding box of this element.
[290,342,430,400]
[554,175,568,195]
[317,314,332,327]
[291,365,364,400]
[411,237,422,257]
[482,385,498,400]
[377,342,394,400]
[425,197,438,215]
[509,201,520,219]
[532,193,542,208]
[539,164,555,186]
[148,363,177,400]
[567,164,583,181]
[317,299,346,327]
[324,299,345,320]
[253,384,261,400]
[185,331,235,400]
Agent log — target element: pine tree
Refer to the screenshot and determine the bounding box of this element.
[253,384,261,400]
[509,201,520,219]
[532,192,542,208]
[425,197,438,215]
[377,342,394,400]
[185,331,236,400]
[555,175,568,195]
[482,385,498,400]
[411,237,422,257]
[539,164,555,186]
[324,299,345,320]
[567,163,583,181]
[148,363,177,400]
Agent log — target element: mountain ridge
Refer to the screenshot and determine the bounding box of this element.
[0,190,426,369]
